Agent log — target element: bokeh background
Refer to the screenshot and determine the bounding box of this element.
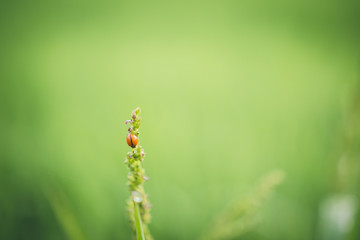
[1,1,360,239]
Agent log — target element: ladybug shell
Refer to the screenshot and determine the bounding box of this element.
[126,134,138,148]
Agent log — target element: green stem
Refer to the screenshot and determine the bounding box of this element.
[133,200,146,240]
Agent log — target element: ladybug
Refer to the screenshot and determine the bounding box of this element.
[126,134,138,148]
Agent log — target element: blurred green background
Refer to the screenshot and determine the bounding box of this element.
[1,1,360,239]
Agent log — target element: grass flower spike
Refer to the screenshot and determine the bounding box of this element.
[124,107,153,240]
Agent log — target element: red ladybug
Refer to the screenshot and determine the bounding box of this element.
[126,134,138,148]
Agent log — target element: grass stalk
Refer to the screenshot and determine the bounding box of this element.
[124,107,153,240]
[133,200,146,240]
